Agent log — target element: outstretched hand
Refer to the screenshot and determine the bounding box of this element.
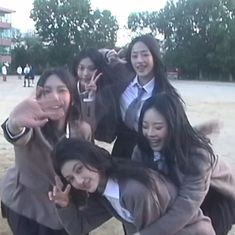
[48,175,71,208]
[8,87,65,131]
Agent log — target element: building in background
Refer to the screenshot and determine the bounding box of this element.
[0,6,15,64]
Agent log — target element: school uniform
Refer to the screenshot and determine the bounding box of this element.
[132,146,235,235]
[0,119,88,234]
[56,171,215,235]
[93,63,159,159]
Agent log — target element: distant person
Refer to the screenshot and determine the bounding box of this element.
[23,64,30,87]
[2,63,8,82]
[17,65,22,79]
[29,65,35,86]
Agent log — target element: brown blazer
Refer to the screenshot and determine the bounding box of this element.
[56,171,215,235]
[132,146,235,235]
[1,119,89,229]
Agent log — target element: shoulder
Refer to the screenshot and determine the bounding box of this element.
[119,179,149,205]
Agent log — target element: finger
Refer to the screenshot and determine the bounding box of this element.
[93,72,102,84]
[63,184,71,195]
[48,191,54,201]
[55,175,64,190]
[90,69,98,82]
[117,48,125,56]
[53,185,58,196]
[27,118,49,128]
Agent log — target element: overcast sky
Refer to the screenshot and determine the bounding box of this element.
[1,0,167,46]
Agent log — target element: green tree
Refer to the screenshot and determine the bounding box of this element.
[11,34,49,73]
[127,0,235,81]
[30,0,119,65]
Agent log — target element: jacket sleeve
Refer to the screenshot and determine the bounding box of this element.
[1,118,33,146]
[138,149,213,235]
[57,197,112,235]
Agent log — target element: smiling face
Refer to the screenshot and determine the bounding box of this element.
[77,57,96,90]
[131,41,154,84]
[43,74,71,118]
[61,159,100,193]
[142,107,168,152]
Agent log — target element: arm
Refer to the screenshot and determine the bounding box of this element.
[57,197,112,235]
[137,149,213,235]
[49,181,112,235]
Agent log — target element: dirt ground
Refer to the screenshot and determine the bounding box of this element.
[0,76,235,234]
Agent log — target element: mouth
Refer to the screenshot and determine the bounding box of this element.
[135,65,147,72]
[149,139,161,146]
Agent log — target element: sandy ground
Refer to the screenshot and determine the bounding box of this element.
[0,76,235,235]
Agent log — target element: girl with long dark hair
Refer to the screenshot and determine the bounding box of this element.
[132,92,235,235]
[1,67,91,235]
[49,138,215,235]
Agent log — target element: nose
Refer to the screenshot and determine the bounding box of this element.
[74,175,85,189]
[136,54,144,63]
[50,90,59,101]
[83,68,90,77]
[147,127,155,137]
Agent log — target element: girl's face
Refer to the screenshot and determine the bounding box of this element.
[43,75,71,118]
[77,57,96,87]
[142,107,168,152]
[61,159,100,193]
[131,41,154,83]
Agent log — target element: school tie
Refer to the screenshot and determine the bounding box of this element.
[125,86,145,130]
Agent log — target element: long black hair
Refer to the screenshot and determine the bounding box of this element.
[54,138,159,204]
[137,93,215,185]
[126,34,181,100]
[37,67,81,143]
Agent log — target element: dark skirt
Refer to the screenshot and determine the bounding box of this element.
[201,187,235,235]
[1,202,68,235]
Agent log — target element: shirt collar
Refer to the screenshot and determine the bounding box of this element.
[131,75,155,94]
[103,178,119,200]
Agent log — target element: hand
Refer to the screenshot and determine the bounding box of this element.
[85,70,102,99]
[48,176,71,208]
[106,49,126,65]
[197,119,221,136]
[8,87,65,131]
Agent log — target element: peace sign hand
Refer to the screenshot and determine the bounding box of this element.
[85,70,102,99]
[48,176,71,208]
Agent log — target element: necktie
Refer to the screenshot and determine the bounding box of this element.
[125,86,145,130]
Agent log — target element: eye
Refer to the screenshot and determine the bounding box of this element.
[155,126,163,130]
[78,65,84,71]
[58,87,69,93]
[75,165,83,174]
[131,54,137,59]
[43,89,51,95]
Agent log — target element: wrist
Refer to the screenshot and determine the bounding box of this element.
[7,118,25,135]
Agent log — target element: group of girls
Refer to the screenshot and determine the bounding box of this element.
[1,34,235,235]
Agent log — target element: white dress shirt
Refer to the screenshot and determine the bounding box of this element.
[120,76,155,130]
[103,178,134,223]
